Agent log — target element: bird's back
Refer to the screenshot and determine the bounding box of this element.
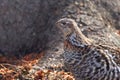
[64,32,120,80]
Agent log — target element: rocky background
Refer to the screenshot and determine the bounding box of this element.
[0,0,120,79]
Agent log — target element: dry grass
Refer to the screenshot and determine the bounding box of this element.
[0,52,75,80]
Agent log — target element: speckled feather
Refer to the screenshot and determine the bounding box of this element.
[64,33,120,80]
[56,18,120,80]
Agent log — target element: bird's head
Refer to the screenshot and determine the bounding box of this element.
[56,18,93,45]
[56,18,77,38]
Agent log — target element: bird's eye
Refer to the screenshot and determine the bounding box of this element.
[62,22,67,25]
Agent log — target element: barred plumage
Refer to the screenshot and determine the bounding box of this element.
[56,18,120,80]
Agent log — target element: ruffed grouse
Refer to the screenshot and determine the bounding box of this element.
[56,18,120,80]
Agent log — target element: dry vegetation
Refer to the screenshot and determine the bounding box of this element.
[0,52,74,80]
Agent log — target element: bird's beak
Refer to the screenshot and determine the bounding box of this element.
[55,20,61,25]
[55,20,62,29]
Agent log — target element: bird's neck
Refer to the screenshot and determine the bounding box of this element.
[64,32,88,50]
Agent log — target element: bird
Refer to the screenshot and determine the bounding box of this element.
[55,18,120,80]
